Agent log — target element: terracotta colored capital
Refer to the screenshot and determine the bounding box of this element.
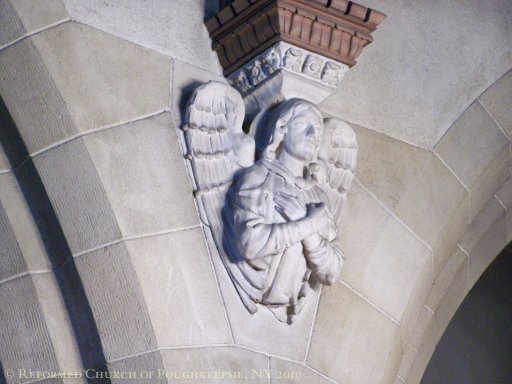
[206,0,386,76]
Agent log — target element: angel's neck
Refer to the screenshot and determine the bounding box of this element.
[277,149,306,178]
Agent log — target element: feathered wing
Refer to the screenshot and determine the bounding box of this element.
[184,81,260,313]
[317,118,358,219]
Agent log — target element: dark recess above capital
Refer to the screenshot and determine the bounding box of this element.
[206,0,386,76]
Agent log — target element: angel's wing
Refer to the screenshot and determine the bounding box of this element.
[317,118,358,219]
[185,81,253,196]
[184,81,259,312]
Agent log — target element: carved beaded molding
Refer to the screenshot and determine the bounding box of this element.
[228,42,350,96]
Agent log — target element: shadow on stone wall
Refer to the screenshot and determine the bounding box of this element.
[0,96,111,383]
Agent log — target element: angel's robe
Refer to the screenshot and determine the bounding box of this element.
[228,158,342,317]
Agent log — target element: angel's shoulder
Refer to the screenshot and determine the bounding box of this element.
[235,161,269,190]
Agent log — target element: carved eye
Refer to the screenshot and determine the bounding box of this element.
[293,121,306,129]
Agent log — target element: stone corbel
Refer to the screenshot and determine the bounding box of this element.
[205,0,386,116]
[180,0,385,324]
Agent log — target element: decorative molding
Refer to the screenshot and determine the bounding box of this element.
[228,42,350,96]
[206,0,386,76]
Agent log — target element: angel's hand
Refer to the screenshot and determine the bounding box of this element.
[308,161,328,185]
[274,192,307,221]
[306,203,337,241]
[306,203,328,238]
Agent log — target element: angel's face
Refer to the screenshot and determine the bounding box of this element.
[282,107,323,163]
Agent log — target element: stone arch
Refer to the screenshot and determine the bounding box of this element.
[394,71,512,383]
[399,182,511,383]
[0,1,510,383]
[397,194,510,382]
[306,69,511,384]
[0,1,223,376]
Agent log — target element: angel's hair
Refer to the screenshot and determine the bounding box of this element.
[262,98,323,160]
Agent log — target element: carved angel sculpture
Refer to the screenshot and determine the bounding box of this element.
[184,81,357,324]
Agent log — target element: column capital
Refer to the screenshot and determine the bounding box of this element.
[205,0,385,112]
[206,0,386,74]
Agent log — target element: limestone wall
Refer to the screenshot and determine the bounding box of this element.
[0,1,511,383]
